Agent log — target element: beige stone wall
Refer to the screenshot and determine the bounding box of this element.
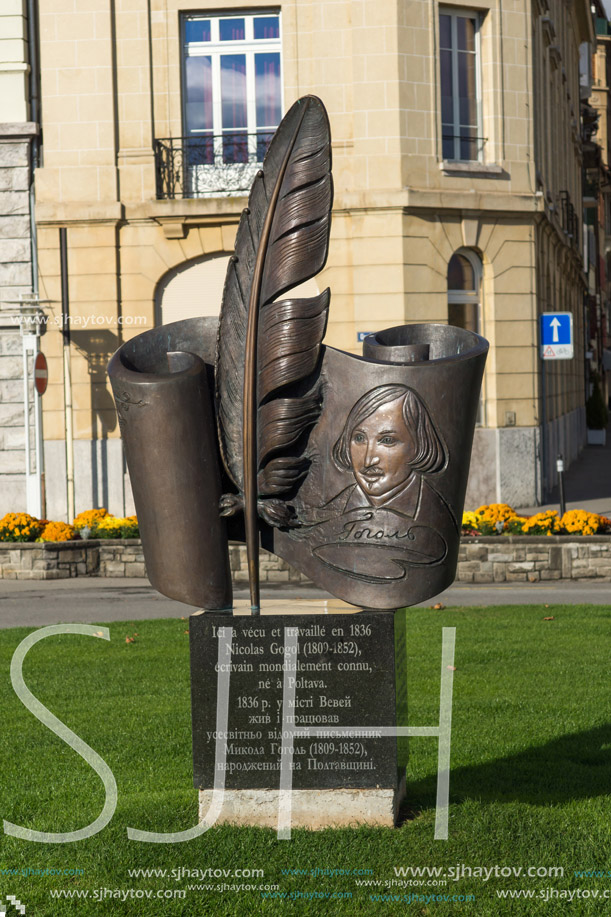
[36,216,241,441]
[0,0,30,123]
[400,212,540,428]
[536,222,587,419]
[592,34,611,168]
[36,0,117,205]
[532,0,585,212]
[399,0,534,192]
[32,0,594,511]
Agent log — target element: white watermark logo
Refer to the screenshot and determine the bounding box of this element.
[5,624,455,843]
[9,314,147,329]
[5,625,117,844]
[0,894,26,914]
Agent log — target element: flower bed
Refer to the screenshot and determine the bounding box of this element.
[1,506,610,584]
[462,504,611,537]
[0,509,139,543]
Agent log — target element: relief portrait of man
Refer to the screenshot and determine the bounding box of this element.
[330,383,451,520]
[294,384,458,580]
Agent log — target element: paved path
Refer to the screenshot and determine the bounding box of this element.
[516,422,611,517]
[0,577,609,628]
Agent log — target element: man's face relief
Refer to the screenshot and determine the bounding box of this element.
[349,397,418,502]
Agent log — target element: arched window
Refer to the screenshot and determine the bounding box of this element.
[448,248,483,424]
[447,249,481,333]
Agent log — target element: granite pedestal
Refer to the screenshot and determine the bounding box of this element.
[190,600,407,829]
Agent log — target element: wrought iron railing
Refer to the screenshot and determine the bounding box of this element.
[154,132,274,199]
[441,133,487,163]
[559,190,579,247]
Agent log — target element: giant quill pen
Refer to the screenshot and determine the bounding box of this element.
[215,96,333,612]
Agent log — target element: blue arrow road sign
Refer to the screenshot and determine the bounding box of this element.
[540,312,573,360]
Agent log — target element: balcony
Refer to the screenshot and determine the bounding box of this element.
[559,190,579,249]
[154,132,273,200]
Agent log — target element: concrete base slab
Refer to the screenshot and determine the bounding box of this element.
[199,775,406,829]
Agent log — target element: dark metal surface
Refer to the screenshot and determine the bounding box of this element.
[108,95,488,612]
[215,95,333,611]
[107,317,232,610]
[273,324,488,607]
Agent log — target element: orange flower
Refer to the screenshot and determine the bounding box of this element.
[39,521,78,543]
[0,513,44,543]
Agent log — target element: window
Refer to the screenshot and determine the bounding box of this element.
[439,9,483,161]
[448,249,483,422]
[447,250,481,332]
[181,12,282,194]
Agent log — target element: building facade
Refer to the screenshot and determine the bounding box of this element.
[18,0,596,520]
[588,4,611,410]
[0,0,40,516]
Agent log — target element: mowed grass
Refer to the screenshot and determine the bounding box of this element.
[0,605,610,915]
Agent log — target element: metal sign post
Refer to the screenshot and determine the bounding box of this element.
[539,312,574,501]
[16,303,46,519]
[22,332,40,518]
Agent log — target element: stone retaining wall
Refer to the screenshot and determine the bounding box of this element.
[457,537,611,583]
[1,537,610,583]
[0,540,143,580]
[228,544,309,584]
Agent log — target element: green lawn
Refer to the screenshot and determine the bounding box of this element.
[0,605,610,915]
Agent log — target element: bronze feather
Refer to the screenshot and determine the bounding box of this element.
[215,95,333,611]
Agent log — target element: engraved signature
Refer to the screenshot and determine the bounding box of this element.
[337,513,416,543]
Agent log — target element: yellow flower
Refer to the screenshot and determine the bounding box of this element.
[468,503,522,533]
[39,521,78,543]
[0,513,44,543]
[73,508,108,531]
[560,510,604,535]
[92,514,139,539]
[520,511,560,536]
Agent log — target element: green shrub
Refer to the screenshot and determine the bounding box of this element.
[586,375,609,429]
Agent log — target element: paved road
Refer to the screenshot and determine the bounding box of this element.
[0,577,609,628]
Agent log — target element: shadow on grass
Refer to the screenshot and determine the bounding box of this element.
[401,723,611,819]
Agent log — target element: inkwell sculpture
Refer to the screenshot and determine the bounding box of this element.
[108,96,488,829]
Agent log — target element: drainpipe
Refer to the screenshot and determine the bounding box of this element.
[59,228,75,523]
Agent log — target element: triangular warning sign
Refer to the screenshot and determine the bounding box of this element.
[544,346,555,357]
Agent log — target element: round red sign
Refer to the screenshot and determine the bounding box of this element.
[34,351,48,395]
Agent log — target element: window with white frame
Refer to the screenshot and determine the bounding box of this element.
[182,11,282,193]
[439,9,483,161]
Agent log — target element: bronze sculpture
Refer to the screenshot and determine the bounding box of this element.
[108,95,488,613]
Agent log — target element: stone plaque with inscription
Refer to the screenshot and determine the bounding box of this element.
[190,612,407,792]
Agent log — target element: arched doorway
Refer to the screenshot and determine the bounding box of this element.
[155,252,231,325]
